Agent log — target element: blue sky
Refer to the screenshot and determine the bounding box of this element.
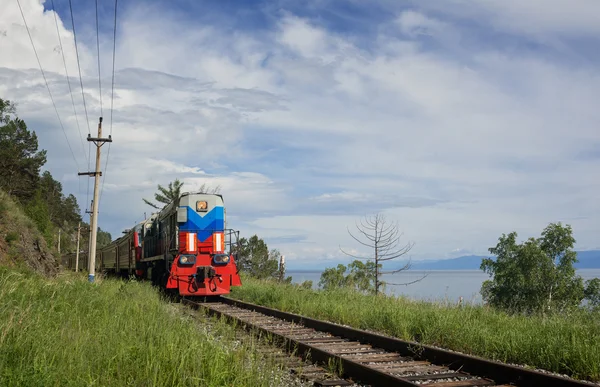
[1,0,599,269]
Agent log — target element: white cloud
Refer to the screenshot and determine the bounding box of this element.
[396,10,448,38]
[1,0,599,265]
[414,0,600,38]
[278,16,328,59]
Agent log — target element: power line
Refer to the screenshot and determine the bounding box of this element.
[109,0,118,138]
[68,0,92,138]
[50,0,88,166]
[100,0,118,206]
[68,0,93,212]
[95,0,103,117]
[16,0,80,171]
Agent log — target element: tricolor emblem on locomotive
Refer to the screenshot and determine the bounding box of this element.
[66,192,242,296]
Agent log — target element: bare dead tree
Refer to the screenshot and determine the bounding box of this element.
[339,212,427,295]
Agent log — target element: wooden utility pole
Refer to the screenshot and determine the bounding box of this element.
[78,117,112,283]
[86,204,93,274]
[58,228,61,255]
[75,222,81,272]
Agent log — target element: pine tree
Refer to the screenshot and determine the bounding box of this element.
[0,98,47,201]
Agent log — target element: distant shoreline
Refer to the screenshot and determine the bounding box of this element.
[285,251,600,272]
[286,268,600,273]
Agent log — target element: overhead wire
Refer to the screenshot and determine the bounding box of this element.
[95,0,103,117]
[50,0,88,166]
[99,0,118,207]
[16,0,80,171]
[67,0,93,214]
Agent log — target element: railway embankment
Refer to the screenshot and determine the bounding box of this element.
[229,277,600,383]
[0,268,300,386]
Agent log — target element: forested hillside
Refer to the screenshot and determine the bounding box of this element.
[0,98,111,274]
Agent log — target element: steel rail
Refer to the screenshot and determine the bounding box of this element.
[183,297,596,387]
[184,299,412,386]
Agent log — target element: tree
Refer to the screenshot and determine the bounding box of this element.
[339,213,425,295]
[480,222,590,314]
[39,171,81,227]
[234,235,279,279]
[299,280,313,289]
[79,223,112,253]
[584,278,600,309]
[0,98,47,201]
[0,98,86,255]
[143,179,221,209]
[23,189,53,247]
[319,264,348,290]
[97,228,113,248]
[318,260,379,293]
[143,178,184,209]
[61,194,82,225]
[346,260,378,293]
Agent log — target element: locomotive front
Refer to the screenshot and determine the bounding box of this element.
[165,193,242,296]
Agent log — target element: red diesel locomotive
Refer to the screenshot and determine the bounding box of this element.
[63,192,242,296]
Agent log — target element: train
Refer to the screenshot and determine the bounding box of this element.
[62,192,243,297]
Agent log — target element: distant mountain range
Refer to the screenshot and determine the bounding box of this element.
[403,250,600,271]
[286,250,600,272]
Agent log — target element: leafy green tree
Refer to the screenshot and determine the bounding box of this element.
[96,228,112,248]
[584,278,600,309]
[319,260,379,293]
[346,260,379,293]
[0,96,87,258]
[39,171,63,221]
[38,171,81,227]
[0,98,47,201]
[35,170,83,253]
[143,179,221,209]
[234,235,279,279]
[61,194,81,225]
[481,222,588,314]
[299,280,313,289]
[23,189,53,247]
[79,223,112,253]
[319,264,348,290]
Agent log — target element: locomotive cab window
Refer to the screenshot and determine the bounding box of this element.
[196,201,208,212]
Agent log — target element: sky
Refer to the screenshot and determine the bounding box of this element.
[1,0,599,270]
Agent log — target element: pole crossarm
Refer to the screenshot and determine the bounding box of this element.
[86,118,112,147]
[78,171,103,176]
[87,135,112,145]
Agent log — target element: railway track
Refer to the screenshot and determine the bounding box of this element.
[183,297,595,387]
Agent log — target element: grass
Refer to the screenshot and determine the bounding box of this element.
[0,267,294,387]
[230,277,600,382]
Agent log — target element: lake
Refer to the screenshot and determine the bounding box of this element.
[287,269,600,304]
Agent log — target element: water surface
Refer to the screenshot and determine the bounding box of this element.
[288,269,600,304]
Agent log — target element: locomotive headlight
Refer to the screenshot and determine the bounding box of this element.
[196,201,208,212]
[212,254,230,265]
[179,254,196,265]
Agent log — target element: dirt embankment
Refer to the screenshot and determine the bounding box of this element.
[0,190,58,276]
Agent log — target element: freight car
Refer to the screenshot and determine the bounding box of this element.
[64,192,242,297]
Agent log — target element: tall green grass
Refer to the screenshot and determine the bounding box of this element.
[0,267,291,387]
[231,278,600,382]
